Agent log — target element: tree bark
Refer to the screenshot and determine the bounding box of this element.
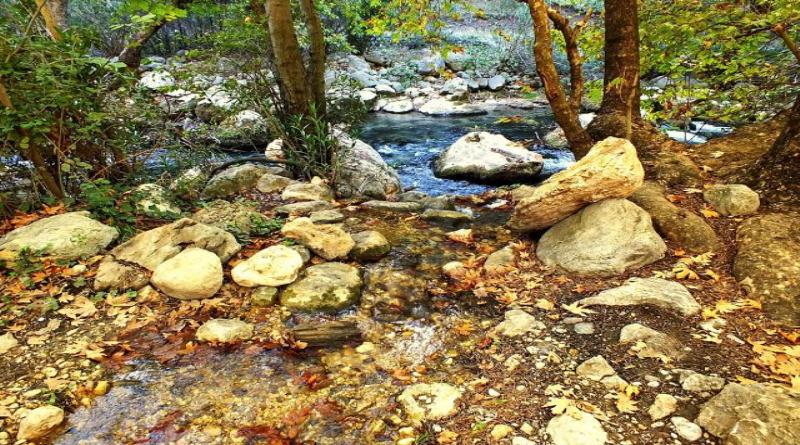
[526,0,594,158]
[266,0,312,117]
[598,0,641,122]
[34,0,62,41]
[46,0,68,30]
[299,0,327,117]
[118,22,167,69]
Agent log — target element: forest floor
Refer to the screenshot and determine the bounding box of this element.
[1,180,798,445]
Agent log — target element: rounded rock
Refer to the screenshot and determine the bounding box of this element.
[151,248,223,300]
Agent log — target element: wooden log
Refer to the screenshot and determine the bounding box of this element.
[289,321,361,347]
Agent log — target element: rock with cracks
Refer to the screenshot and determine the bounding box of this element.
[280,263,362,312]
[508,137,644,231]
[733,213,800,326]
[434,132,543,183]
[281,217,355,260]
[697,382,800,445]
[334,134,402,199]
[151,247,223,300]
[536,199,666,276]
[17,405,65,441]
[577,277,701,316]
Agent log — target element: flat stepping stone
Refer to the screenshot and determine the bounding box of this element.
[577,277,700,316]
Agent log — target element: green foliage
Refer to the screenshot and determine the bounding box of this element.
[78,179,137,238]
[640,0,800,123]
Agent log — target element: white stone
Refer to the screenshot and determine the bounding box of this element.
[671,416,703,442]
[649,394,678,420]
[151,247,223,300]
[398,383,462,424]
[546,412,607,445]
[492,309,544,337]
[434,132,543,183]
[576,355,616,381]
[139,71,175,89]
[0,212,118,261]
[196,319,254,343]
[231,245,304,287]
[578,277,700,316]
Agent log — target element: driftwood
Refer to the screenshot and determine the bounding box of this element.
[289,321,361,347]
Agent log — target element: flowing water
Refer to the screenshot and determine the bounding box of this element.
[358,108,572,196]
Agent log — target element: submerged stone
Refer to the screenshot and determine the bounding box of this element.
[280,263,362,312]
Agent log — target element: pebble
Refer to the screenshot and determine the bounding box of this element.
[649,393,678,420]
[670,416,702,442]
[487,388,501,397]
[574,322,595,335]
[512,437,536,445]
[490,424,514,440]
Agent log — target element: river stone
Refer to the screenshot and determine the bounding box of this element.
[421,209,473,224]
[382,99,414,114]
[17,405,65,441]
[264,138,286,162]
[334,134,402,199]
[576,355,616,381]
[151,248,223,300]
[649,394,678,420]
[546,413,608,445]
[170,167,208,200]
[192,200,265,236]
[697,383,800,445]
[358,89,378,108]
[361,200,423,213]
[441,77,469,101]
[139,70,175,89]
[509,137,644,231]
[310,209,345,224]
[93,258,149,291]
[543,127,569,149]
[216,110,270,147]
[536,199,666,276]
[492,309,544,337]
[0,212,118,262]
[630,181,720,253]
[484,245,516,275]
[281,179,334,202]
[275,200,335,216]
[202,163,273,199]
[232,245,304,287]
[434,132,543,183]
[256,173,296,193]
[577,277,701,316]
[733,213,800,326]
[671,417,703,442]
[419,98,488,117]
[704,184,760,216]
[619,323,685,362]
[0,332,18,354]
[280,262,362,312]
[196,319,254,343]
[132,183,181,217]
[415,50,445,75]
[398,383,462,424]
[678,370,725,393]
[281,217,354,260]
[350,230,391,261]
[108,218,240,271]
[252,286,278,306]
[488,74,506,91]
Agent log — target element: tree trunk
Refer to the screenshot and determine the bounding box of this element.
[526,0,594,158]
[266,0,312,117]
[34,0,62,41]
[598,0,641,123]
[46,0,68,30]
[298,0,327,117]
[118,22,167,69]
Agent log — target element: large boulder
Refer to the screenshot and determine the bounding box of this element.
[382,99,414,114]
[578,277,700,316]
[734,213,800,326]
[508,137,644,232]
[441,78,469,101]
[106,218,240,272]
[215,110,271,148]
[630,181,720,253]
[231,245,304,287]
[703,184,761,216]
[419,98,487,117]
[434,132,544,183]
[131,184,181,218]
[697,383,800,445]
[536,199,667,276]
[281,217,355,260]
[334,134,403,199]
[350,230,391,261]
[280,262,362,312]
[151,247,223,300]
[202,163,279,199]
[282,178,334,202]
[0,212,118,262]
[139,71,175,90]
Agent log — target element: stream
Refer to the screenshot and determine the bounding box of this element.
[359,108,572,196]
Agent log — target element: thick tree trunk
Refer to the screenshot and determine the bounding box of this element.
[46,0,68,30]
[526,0,594,158]
[266,0,312,117]
[598,0,641,122]
[34,0,62,41]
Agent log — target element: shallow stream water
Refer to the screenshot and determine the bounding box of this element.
[359,108,573,196]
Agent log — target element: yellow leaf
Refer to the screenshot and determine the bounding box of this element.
[57,296,98,319]
[614,392,638,414]
[561,302,596,317]
[701,208,720,218]
[536,299,555,311]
